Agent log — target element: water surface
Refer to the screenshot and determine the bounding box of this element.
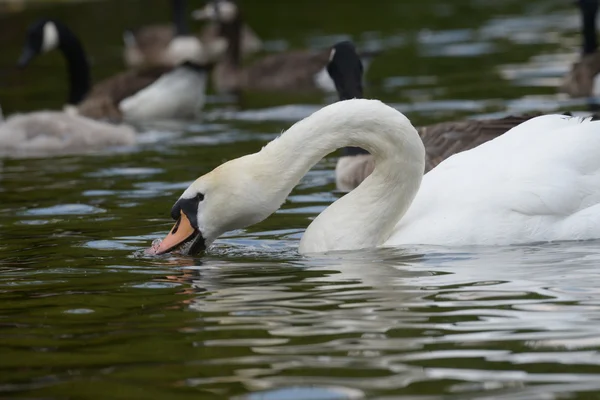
[2,0,600,399]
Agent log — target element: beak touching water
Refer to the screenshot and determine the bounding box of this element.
[148,211,204,255]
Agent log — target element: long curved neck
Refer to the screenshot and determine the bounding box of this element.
[340,74,369,157]
[253,99,425,253]
[55,23,91,104]
[581,0,599,54]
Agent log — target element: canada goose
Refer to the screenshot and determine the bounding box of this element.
[561,0,600,97]
[18,19,213,122]
[123,0,228,69]
[328,41,543,192]
[194,0,377,94]
[0,107,135,158]
[147,99,600,255]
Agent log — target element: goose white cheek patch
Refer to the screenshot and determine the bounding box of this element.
[42,22,59,53]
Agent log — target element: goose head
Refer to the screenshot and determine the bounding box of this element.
[18,19,60,68]
[327,41,364,101]
[149,154,281,255]
[327,41,369,157]
[192,0,240,23]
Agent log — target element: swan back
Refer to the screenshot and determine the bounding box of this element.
[389,114,600,245]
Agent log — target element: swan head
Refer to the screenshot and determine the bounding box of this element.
[150,154,281,255]
[192,0,239,23]
[18,19,60,68]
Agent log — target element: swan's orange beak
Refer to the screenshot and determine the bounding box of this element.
[152,212,198,255]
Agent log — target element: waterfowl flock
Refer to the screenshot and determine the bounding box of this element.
[5,0,600,255]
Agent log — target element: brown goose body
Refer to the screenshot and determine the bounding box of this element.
[560,52,600,98]
[213,49,331,93]
[336,113,543,192]
[76,66,173,121]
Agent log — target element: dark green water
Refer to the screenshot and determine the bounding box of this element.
[3,0,600,399]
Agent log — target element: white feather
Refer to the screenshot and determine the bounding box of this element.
[176,100,600,254]
[388,114,600,246]
[42,21,59,53]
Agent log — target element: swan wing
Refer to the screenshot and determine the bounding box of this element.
[420,113,543,171]
[387,114,600,246]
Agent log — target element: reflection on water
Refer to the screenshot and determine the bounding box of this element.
[2,0,600,399]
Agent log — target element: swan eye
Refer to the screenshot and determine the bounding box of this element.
[197,193,205,202]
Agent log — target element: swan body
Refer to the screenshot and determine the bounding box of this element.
[326,41,544,192]
[0,110,135,158]
[151,99,600,256]
[335,113,545,191]
[387,114,600,246]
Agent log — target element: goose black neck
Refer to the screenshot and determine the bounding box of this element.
[330,53,368,156]
[337,79,363,101]
[171,0,189,36]
[581,0,599,54]
[55,23,91,104]
[219,15,242,67]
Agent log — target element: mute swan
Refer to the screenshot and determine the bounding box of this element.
[328,41,542,191]
[194,0,378,94]
[147,99,600,256]
[18,19,217,122]
[561,0,600,97]
[0,108,135,158]
[123,0,228,69]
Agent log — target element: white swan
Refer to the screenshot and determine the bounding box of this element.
[148,99,600,255]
